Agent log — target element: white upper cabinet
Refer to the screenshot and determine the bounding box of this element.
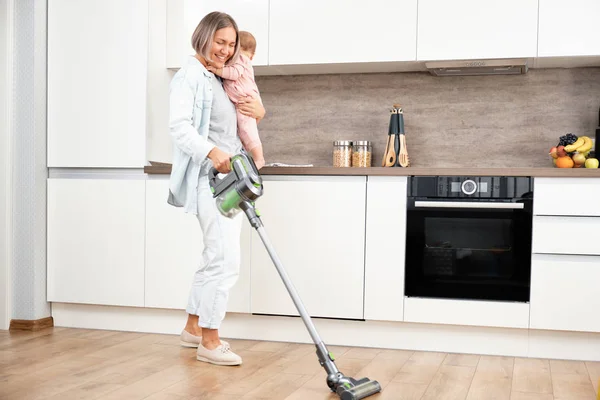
[538,0,600,57]
[166,0,269,68]
[268,0,418,65]
[47,0,147,168]
[416,0,539,61]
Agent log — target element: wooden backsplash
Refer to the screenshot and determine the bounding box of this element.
[254,67,600,168]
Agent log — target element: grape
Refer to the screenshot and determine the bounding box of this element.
[558,133,578,147]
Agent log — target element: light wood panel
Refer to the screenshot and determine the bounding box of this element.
[1,328,599,399]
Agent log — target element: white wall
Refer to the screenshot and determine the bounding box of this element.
[0,0,13,330]
[11,0,50,321]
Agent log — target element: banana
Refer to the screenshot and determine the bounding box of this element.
[564,137,585,152]
[577,136,593,153]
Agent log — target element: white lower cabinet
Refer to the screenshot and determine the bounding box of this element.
[47,178,146,307]
[534,178,600,217]
[404,297,530,329]
[364,176,407,322]
[250,176,366,320]
[532,215,600,256]
[530,254,600,333]
[144,179,251,313]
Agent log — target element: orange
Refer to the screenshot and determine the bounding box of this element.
[555,156,574,168]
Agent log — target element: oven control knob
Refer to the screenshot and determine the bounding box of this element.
[461,179,477,195]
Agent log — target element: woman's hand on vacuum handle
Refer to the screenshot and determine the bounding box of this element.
[207,147,231,174]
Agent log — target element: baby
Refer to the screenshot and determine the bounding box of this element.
[207,31,265,169]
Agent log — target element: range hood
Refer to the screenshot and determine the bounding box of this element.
[425,58,528,76]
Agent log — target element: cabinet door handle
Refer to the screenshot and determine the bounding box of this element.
[414,201,525,210]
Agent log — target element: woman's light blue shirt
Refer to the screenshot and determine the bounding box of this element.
[167,56,240,214]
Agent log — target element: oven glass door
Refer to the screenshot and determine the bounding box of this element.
[405,200,532,302]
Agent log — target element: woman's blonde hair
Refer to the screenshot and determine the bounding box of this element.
[191,12,240,65]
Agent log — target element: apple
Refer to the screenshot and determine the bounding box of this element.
[585,158,599,169]
[572,153,586,166]
[556,145,567,157]
[549,146,558,159]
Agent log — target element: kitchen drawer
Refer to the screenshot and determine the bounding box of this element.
[534,178,600,216]
[403,297,530,329]
[532,216,600,256]
[530,254,600,333]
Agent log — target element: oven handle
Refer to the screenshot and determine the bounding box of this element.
[413,201,525,209]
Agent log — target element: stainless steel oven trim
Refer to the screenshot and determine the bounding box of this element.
[414,201,525,210]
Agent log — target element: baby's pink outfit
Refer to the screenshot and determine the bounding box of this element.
[220,54,262,151]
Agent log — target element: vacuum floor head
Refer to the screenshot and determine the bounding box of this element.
[334,376,382,400]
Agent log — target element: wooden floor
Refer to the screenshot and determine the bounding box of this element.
[1,327,599,400]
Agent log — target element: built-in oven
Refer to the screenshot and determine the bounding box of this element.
[405,176,533,303]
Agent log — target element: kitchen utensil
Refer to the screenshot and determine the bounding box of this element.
[393,109,400,166]
[399,134,409,167]
[396,107,410,167]
[384,105,400,167]
[385,134,396,167]
[381,135,391,167]
[595,106,600,156]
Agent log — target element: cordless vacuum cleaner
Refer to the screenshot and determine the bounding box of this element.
[208,151,382,400]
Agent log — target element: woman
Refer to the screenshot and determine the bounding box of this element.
[167,11,265,366]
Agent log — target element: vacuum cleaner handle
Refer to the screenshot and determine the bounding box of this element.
[208,165,222,190]
[208,157,232,188]
[209,150,259,180]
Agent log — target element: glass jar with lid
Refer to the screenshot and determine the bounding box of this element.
[333,140,352,167]
[352,140,372,167]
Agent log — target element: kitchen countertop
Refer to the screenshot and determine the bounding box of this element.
[144,163,600,177]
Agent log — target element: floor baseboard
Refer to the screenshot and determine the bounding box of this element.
[9,316,54,331]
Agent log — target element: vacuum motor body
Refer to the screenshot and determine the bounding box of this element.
[209,152,263,218]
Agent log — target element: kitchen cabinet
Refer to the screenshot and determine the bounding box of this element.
[250,176,366,320]
[416,0,538,61]
[530,254,600,333]
[47,0,147,168]
[166,0,269,68]
[532,216,600,256]
[533,178,600,216]
[538,0,600,57]
[268,0,418,65]
[364,176,407,322]
[145,179,252,312]
[404,298,530,329]
[530,177,600,333]
[47,179,145,307]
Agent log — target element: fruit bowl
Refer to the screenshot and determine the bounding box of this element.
[549,133,598,168]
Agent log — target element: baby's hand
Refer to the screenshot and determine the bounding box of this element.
[206,65,222,76]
